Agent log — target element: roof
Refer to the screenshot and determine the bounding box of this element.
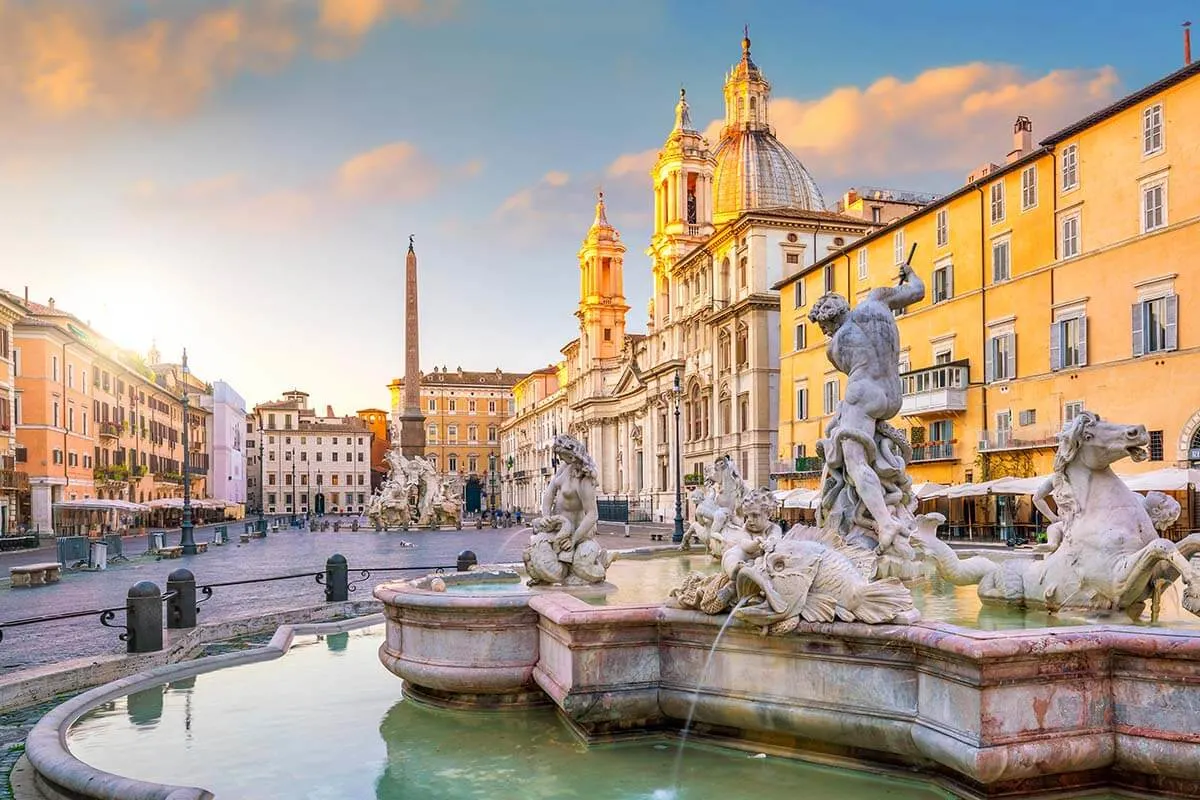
[390,368,527,387]
[1040,59,1200,146]
[771,146,1048,290]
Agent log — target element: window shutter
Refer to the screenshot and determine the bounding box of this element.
[946,265,954,299]
[1165,294,1179,351]
[984,338,995,382]
[1078,315,1088,366]
[1132,302,1144,356]
[1049,322,1062,371]
[1006,334,1016,380]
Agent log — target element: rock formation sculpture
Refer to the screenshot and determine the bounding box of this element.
[916,411,1200,621]
[523,434,614,586]
[367,437,462,530]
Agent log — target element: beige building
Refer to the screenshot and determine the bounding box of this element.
[388,368,524,514]
[513,35,877,519]
[246,390,374,515]
[500,364,569,512]
[0,294,25,532]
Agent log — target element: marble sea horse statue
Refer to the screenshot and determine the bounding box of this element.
[670,489,918,628]
[523,434,615,586]
[915,411,1200,621]
[809,248,925,579]
[679,455,750,556]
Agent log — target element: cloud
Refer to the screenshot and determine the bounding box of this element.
[601,62,1121,194]
[334,141,441,202]
[769,62,1120,182]
[543,170,570,187]
[129,138,479,230]
[494,168,644,246]
[0,1,455,120]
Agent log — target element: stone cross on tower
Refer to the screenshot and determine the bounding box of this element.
[398,235,427,457]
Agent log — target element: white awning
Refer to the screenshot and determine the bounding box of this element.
[53,499,149,512]
[1116,468,1200,491]
[782,488,819,509]
[911,481,948,499]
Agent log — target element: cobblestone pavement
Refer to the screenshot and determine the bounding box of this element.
[0,519,674,671]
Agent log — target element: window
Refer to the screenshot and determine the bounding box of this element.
[53,401,59,427]
[1021,166,1037,210]
[822,379,840,415]
[893,230,905,264]
[468,455,478,473]
[871,206,882,223]
[1019,409,1037,427]
[52,355,59,382]
[785,253,799,265]
[468,400,476,413]
[67,363,73,389]
[1051,315,1088,370]
[934,350,952,365]
[488,400,496,414]
[68,407,74,431]
[53,449,63,464]
[1061,144,1078,190]
[487,425,497,442]
[1142,180,1166,233]
[428,424,438,441]
[331,452,338,462]
[427,399,436,412]
[793,281,805,308]
[989,182,1005,223]
[1143,104,1163,156]
[823,264,834,293]
[268,473,276,485]
[448,455,458,472]
[738,257,747,288]
[738,393,749,432]
[316,452,322,461]
[1061,213,1080,258]
[935,209,948,247]
[82,411,88,435]
[932,261,953,304]
[448,424,458,442]
[986,332,1016,382]
[449,399,456,412]
[357,452,364,461]
[467,424,477,442]
[793,323,806,351]
[345,473,353,486]
[1133,295,1178,356]
[794,384,809,421]
[991,239,1010,283]
[995,411,1013,447]
[1149,430,1165,461]
[857,249,868,280]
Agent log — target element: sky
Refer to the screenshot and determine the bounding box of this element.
[1,0,1195,414]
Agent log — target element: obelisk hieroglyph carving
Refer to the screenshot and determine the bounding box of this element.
[398,235,426,457]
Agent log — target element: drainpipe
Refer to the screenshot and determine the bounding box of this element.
[975,185,988,480]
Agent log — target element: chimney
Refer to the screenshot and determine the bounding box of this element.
[1007,116,1033,163]
[326,405,334,417]
[1186,21,1193,66]
[24,286,28,304]
[47,297,55,308]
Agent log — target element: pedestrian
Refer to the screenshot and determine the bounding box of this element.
[515,509,523,526]
[504,510,512,527]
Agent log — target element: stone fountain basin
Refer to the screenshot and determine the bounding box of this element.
[375,566,1200,798]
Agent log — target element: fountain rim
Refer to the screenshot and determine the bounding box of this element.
[24,614,384,800]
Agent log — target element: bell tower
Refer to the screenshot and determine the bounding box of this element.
[576,192,628,363]
[721,28,772,138]
[648,86,715,332]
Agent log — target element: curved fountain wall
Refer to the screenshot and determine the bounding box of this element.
[375,574,1200,799]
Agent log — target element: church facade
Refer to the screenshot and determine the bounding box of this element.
[541,35,877,513]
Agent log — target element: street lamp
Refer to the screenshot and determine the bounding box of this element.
[180,349,197,555]
[291,449,297,524]
[257,412,266,532]
[672,371,684,543]
[489,451,498,528]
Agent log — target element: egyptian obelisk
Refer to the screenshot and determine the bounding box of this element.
[398,235,426,457]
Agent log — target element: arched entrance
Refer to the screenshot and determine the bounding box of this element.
[464,478,482,514]
[314,493,326,514]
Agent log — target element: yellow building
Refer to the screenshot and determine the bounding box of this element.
[777,60,1200,493]
[388,367,525,514]
[500,363,568,512]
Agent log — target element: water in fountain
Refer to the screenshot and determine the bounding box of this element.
[495,525,534,564]
[668,596,749,795]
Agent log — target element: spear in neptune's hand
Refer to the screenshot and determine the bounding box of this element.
[897,242,918,285]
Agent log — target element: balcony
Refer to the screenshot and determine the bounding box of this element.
[770,456,825,477]
[910,442,956,462]
[99,421,121,440]
[900,361,969,417]
[977,430,1059,452]
[93,465,130,484]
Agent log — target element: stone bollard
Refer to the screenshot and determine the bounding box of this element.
[166,568,197,630]
[325,554,349,602]
[624,523,631,538]
[456,550,478,572]
[126,580,164,654]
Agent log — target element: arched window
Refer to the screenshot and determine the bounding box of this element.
[691,385,703,441]
[1190,427,1200,463]
[738,257,748,288]
[718,331,732,373]
[736,97,744,123]
[735,323,749,367]
[721,258,731,303]
[749,96,757,122]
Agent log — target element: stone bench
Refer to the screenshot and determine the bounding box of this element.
[240,533,252,543]
[195,542,208,554]
[159,546,183,559]
[10,562,63,587]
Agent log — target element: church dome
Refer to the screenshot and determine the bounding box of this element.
[712,128,826,219]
